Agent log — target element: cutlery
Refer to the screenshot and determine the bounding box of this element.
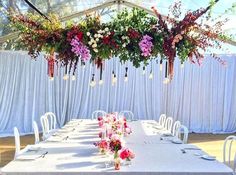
[183,148,201,150]
[39,151,48,158]
[63,136,69,140]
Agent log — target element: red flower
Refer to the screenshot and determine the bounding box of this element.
[102,36,110,45]
[120,148,135,160]
[98,140,108,149]
[109,139,122,152]
[98,131,102,138]
[128,28,140,39]
[76,32,83,41]
[97,116,103,121]
[120,149,130,159]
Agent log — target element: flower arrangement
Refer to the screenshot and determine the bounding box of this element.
[96,113,135,170]
[109,136,122,153]
[94,140,108,154]
[8,1,235,80]
[120,148,135,161]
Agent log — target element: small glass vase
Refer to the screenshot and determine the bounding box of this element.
[100,149,106,155]
[114,151,121,170]
[125,158,132,166]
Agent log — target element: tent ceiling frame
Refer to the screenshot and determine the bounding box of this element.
[0,0,236,46]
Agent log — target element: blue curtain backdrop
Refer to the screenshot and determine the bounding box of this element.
[0,51,236,136]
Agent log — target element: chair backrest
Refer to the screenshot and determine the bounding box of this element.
[177,125,189,144]
[40,115,49,139]
[159,114,166,127]
[92,110,106,120]
[33,121,40,144]
[172,121,181,136]
[223,135,236,172]
[13,127,20,159]
[119,111,134,121]
[45,112,57,130]
[164,117,173,132]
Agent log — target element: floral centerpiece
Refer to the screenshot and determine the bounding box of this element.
[120,148,135,165]
[94,140,109,154]
[109,135,123,170]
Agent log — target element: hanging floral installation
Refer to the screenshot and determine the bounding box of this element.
[8,0,235,79]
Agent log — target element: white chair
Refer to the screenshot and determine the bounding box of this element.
[177,125,189,144]
[33,121,40,144]
[158,114,166,127]
[223,135,236,172]
[92,110,106,120]
[119,111,134,121]
[164,117,173,133]
[40,115,49,140]
[172,121,181,136]
[13,127,20,159]
[44,112,57,131]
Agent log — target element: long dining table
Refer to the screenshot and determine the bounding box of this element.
[2,119,233,175]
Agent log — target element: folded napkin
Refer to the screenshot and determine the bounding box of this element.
[16,151,46,160]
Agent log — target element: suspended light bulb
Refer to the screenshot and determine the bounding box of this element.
[124,75,128,82]
[160,59,163,72]
[71,75,76,81]
[163,77,170,84]
[112,74,117,86]
[149,71,153,79]
[181,62,184,69]
[49,76,54,81]
[113,74,117,83]
[90,74,96,87]
[99,79,104,85]
[142,66,146,75]
[63,74,69,80]
[124,67,128,82]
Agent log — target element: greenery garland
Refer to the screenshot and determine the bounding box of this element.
[8,1,235,79]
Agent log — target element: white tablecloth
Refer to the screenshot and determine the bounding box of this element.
[2,120,233,175]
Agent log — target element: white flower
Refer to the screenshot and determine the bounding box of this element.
[122,43,126,48]
[96,38,99,42]
[92,43,97,48]
[98,30,102,34]
[105,27,109,32]
[90,38,95,43]
[121,36,126,40]
[94,48,98,53]
[98,34,103,38]
[88,41,92,45]
[94,34,98,38]
[120,26,124,31]
[86,32,90,36]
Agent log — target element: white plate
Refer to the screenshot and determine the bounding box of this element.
[152,125,163,130]
[28,146,41,151]
[171,139,183,144]
[162,133,173,137]
[201,155,216,161]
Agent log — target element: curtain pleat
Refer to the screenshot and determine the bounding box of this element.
[0,51,236,136]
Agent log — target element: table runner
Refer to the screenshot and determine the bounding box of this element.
[2,120,233,175]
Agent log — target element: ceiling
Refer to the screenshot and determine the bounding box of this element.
[0,0,235,51]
